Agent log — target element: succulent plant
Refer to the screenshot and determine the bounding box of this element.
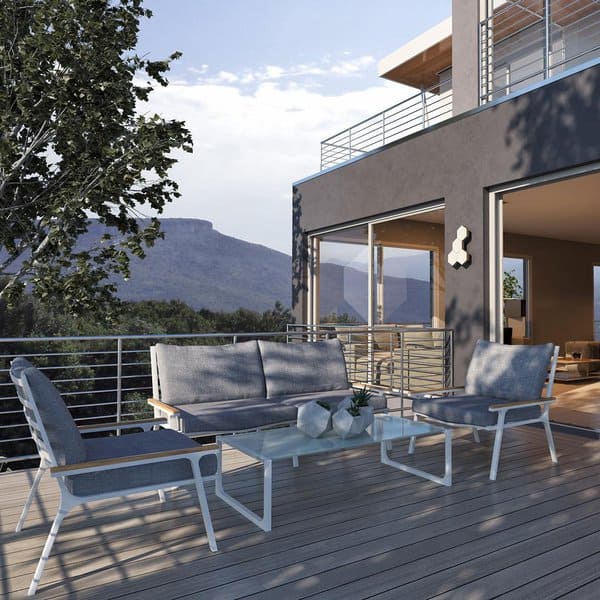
[352,387,372,408]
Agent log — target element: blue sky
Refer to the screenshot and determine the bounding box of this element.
[138,0,452,253]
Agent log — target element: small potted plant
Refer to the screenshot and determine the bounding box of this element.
[297,400,332,438]
[332,387,374,439]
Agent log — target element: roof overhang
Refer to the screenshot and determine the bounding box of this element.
[378,1,599,91]
[378,17,452,90]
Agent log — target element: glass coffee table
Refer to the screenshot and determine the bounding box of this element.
[215,414,452,531]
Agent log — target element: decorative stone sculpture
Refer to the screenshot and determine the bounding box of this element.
[297,400,332,438]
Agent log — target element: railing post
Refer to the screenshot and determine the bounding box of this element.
[116,338,122,433]
[348,129,352,160]
[543,0,551,79]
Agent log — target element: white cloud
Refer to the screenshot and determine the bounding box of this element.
[193,54,377,87]
[140,77,414,254]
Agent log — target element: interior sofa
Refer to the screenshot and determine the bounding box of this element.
[148,338,387,436]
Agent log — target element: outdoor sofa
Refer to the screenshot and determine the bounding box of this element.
[148,338,387,437]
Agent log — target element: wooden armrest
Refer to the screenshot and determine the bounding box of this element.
[50,443,219,476]
[78,417,167,432]
[489,397,555,411]
[148,397,180,415]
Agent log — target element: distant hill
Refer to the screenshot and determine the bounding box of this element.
[3,218,435,317]
[82,219,292,312]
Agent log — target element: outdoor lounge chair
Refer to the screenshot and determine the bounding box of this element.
[408,340,559,481]
[9,358,219,596]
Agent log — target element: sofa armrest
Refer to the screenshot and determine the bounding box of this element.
[148,397,180,416]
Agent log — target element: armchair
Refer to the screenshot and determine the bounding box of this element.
[408,340,559,480]
[10,358,219,596]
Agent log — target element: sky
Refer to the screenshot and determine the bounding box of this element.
[137,0,452,255]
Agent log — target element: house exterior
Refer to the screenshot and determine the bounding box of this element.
[291,0,600,382]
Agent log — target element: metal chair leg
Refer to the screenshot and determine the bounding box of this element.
[28,499,72,596]
[543,417,558,463]
[472,428,480,443]
[158,489,166,503]
[490,412,506,481]
[16,462,47,533]
[191,461,217,552]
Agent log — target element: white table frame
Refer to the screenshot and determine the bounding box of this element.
[215,426,452,532]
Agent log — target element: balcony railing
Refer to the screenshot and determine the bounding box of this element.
[320,79,453,170]
[479,0,600,103]
[0,325,453,468]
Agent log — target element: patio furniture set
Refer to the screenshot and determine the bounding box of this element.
[9,337,559,595]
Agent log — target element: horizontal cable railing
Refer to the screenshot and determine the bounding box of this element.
[0,326,453,468]
[480,1,600,102]
[320,79,453,170]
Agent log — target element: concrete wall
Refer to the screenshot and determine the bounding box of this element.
[292,64,600,382]
[452,0,481,114]
[505,233,600,352]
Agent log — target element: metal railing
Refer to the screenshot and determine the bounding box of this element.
[0,325,453,468]
[320,78,453,170]
[479,0,600,103]
[288,323,454,396]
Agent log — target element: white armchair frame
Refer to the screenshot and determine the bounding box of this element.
[11,365,219,597]
[408,345,559,481]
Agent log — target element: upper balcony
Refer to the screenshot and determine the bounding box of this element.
[320,0,600,171]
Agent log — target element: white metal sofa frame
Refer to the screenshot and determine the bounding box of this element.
[408,345,559,481]
[10,361,219,597]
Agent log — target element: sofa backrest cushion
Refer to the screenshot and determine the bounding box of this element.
[155,340,266,405]
[21,367,86,466]
[258,339,349,398]
[465,340,554,401]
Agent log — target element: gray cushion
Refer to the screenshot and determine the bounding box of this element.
[275,388,387,411]
[155,340,266,405]
[258,339,349,398]
[21,367,86,466]
[66,429,217,496]
[465,340,554,401]
[176,398,298,434]
[412,394,541,427]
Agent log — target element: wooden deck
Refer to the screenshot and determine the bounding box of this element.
[1,427,600,599]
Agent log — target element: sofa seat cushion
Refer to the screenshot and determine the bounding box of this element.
[258,339,349,398]
[275,388,387,411]
[176,398,298,434]
[155,340,266,405]
[66,430,217,496]
[412,394,541,427]
[465,340,554,401]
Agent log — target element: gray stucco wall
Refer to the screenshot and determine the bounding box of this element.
[292,64,600,381]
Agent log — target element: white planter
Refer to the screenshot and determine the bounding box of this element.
[332,406,371,439]
[297,401,332,438]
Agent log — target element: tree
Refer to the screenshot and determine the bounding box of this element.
[0,0,192,314]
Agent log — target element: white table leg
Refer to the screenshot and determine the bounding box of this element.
[380,428,452,486]
[214,442,273,532]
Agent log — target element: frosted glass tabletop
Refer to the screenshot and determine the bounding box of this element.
[217,415,445,462]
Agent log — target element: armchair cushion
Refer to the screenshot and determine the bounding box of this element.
[22,368,86,466]
[66,429,217,496]
[412,394,541,427]
[155,340,266,405]
[258,339,349,398]
[465,340,553,401]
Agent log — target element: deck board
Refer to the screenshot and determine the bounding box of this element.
[0,427,598,599]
